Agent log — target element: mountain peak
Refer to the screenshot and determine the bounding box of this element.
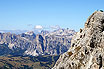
[25,31,34,35]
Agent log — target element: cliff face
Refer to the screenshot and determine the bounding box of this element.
[53,11,104,69]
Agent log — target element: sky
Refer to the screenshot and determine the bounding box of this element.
[0,0,104,31]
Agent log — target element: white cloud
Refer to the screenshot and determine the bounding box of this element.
[34,25,43,29]
[50,25,60,29]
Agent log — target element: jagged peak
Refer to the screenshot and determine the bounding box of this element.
[25,31,35,35]
[85,11,104,29]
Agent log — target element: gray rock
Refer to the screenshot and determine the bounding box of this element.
[53,11,104,69]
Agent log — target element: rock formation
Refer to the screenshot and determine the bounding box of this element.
[53,11,104,69]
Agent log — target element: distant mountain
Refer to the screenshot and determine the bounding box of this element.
[0,29,75,56]
[0,30,28,34]
[0,30,49,35]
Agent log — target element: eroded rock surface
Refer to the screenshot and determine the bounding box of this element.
[53,11,104,69]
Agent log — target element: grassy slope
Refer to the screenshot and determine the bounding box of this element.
[0,55,59,69]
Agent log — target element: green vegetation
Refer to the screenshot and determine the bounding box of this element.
[0,55,59,69]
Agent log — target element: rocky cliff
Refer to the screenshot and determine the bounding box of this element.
[53,11,104,69]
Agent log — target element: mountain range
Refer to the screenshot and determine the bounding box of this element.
[0,30,28,34]
[0,29,75,56]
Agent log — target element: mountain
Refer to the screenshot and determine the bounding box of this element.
[42,29,75,55]
[0,29,75,56]
[0,32,35,56]
[0,30,28,34]
[0,30,49,35]
[53,11,104,69]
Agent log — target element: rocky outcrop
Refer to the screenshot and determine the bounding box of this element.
[53,11,104,69]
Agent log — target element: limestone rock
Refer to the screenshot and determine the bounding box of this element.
[53,11,104,69]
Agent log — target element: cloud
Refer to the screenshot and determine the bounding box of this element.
[34,25,43,29]
[50,25,60,29]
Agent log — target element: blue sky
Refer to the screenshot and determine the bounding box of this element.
[0,0,104,31]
